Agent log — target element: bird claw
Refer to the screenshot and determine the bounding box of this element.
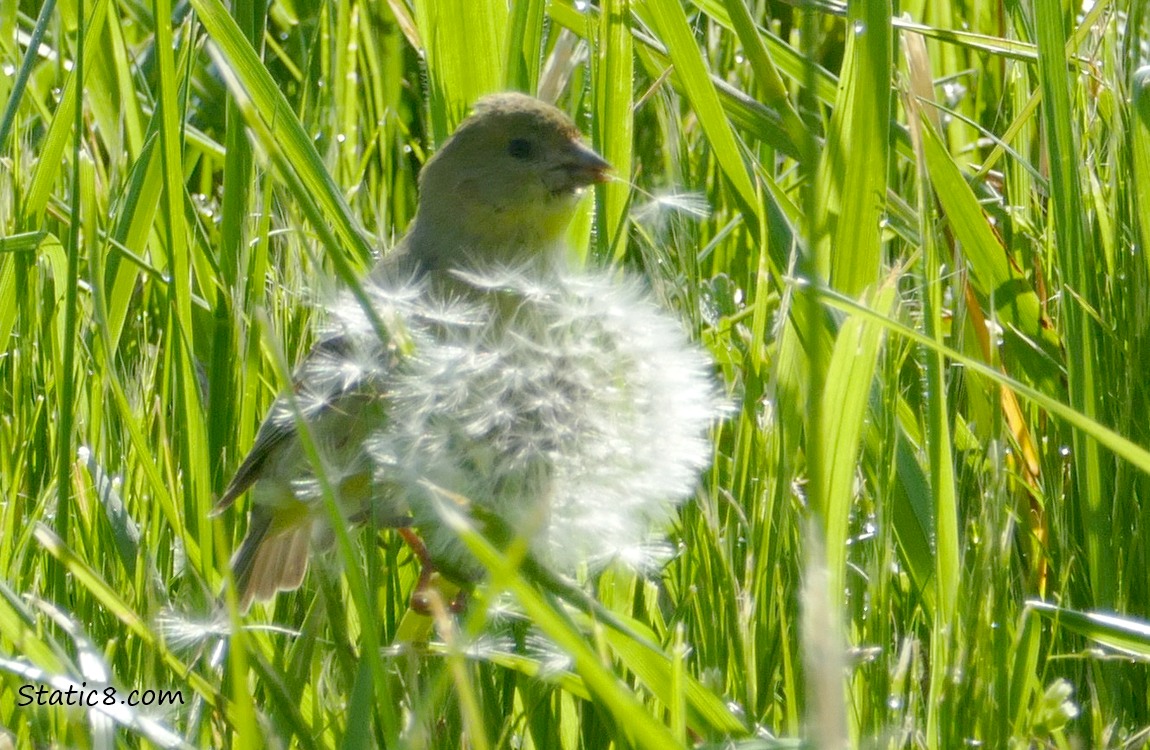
[398,528,467,615]
[409,576,468,615]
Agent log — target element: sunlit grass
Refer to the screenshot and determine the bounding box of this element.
[3,1,1150,748]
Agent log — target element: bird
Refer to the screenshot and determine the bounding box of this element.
[215,92,719,613]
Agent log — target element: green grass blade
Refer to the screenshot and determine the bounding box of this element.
[816,0,891,293]
[814,285,1150,477]
[451,519,687,750]
[1029,601,1150,660]
[1032,0,1112,607]
[186,0,376,266]
[0,0,56,151]
[412,0,507,141]
[819,276,896,603]
[919,119,1062,393]
[591,0,634,262]
[637,0,757,221]
[23,0,110,222]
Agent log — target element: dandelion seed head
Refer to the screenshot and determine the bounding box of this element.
[349,265,723,578]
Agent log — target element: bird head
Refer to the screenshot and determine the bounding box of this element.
[407,92,612,273]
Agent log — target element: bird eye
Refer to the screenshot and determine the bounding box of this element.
[507,138,534,160]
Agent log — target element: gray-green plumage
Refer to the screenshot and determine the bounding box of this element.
[217,92,610,611]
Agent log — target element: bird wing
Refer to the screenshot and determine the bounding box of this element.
[213,331,398,513]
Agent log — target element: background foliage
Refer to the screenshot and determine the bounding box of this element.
[3,0,1150,747]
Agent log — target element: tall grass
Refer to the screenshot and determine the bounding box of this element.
[3,0,1150,747]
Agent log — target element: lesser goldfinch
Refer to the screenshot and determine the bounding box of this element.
[216,93,717,612]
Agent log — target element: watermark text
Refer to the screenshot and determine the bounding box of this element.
[17,682,184,709]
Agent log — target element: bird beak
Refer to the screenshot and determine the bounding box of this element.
[565,141,613,186]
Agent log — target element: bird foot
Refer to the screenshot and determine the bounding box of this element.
[409,572,468,615]
[398,528,466,615]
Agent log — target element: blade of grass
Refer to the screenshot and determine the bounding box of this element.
[185,0,377,266]
[819,275,896,606]
[0,0,56,151]
[637,0,757,225]
[1032,0,1112,608]
[1029,601,1150,660]
[812,284,1150,477]
[591,0,633,262]
[815,0,891,293]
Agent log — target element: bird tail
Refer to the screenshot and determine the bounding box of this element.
[229,507,312,613]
